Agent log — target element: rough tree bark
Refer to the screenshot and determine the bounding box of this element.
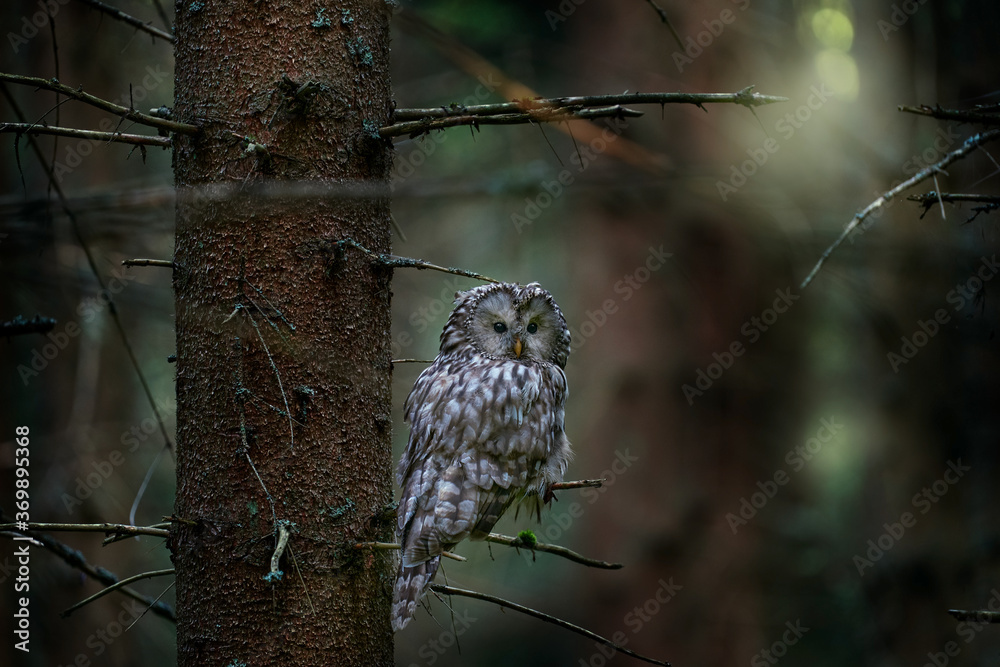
[170,2,395,665]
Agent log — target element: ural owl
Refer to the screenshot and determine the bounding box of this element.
[391,282,573,631]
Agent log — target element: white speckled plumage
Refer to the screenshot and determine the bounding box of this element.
[391,282,573,631]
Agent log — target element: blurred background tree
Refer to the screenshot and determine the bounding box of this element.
[2,1,999,666]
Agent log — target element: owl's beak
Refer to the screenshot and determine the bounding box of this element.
[513,336,523,358]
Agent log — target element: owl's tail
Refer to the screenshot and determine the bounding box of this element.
[391,556,441,632]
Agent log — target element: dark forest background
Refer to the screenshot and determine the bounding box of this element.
[2,1,1000,665]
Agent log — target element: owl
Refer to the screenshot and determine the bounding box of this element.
[391,281,573,631]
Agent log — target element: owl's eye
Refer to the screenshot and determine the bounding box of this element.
[526,322,538,334]
[493,322,507,334]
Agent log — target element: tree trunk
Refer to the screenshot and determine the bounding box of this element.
[170,2,394,665]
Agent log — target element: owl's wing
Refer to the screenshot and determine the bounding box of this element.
[398,358,571,566]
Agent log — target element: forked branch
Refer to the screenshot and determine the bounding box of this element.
[0,73,197,135]
[800,129,1000,288]
[385,88,789,138]
[1,122,171,147]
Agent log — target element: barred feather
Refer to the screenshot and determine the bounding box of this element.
[390,282,572,632]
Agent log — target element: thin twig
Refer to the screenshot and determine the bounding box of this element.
[800,129,1000,288]
[643,0,684,50]
[1,314,57,337]
[287,544,316,614]
[908,191,1000,222]
[123,258,175,268]
[0,73,197,135]
[430,584,671,666]
[485,532,623,569]
[336,238,500,283]
[0,521,169,538]
[386,90,787,138]
[382,105,643,138]
[125,581,175,631]
[907,192,1000,205]
[0,122,171,147]
[62,568,174,617]
[391,90,788,122]
[0,517,175,621]
[354,541,468,562]
[128,443,169,529]
[391,358,435,364]
[243,306,295,449]
[948,609,1000,623]
[74,0,175,43]
[148,0,172,32]
[899,104,1000,126]
[551,479,605,491]
[103,520,172,546]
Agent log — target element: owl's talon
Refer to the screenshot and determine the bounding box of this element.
[543,486,557,505]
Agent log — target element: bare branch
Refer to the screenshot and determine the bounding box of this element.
[1,521,169,538]
[0,122,171,147]
[1,314,57,337]
[907,192,1000,206]
[123,258,175,268]
[0,519,175,621]
[74,0,175,43]
[62,568,175,617]
[0,72,197,135]
[385,89,788,138]
[430,584,670,666]
[899,104,1000,126]
[392,90,788,122]
[354,541,467,562]
[948,609,1000,623]
[391,358,435,364]
[485,532,623,570]
[335,237,501,283]
[800,129,1000,289]
[551,479,605,491]
[382,105,642,138]
[643,0,684,49]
